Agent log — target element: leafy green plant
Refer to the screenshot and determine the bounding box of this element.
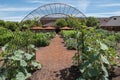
[86,16,99,28]
[63,17,118,80]
[60,30,76,40]
[65,38,77,50]
[0,29,43,80]
[55,19,67,28]
[0,44,41,80]
[74,27,118,80]
[0,27,13,46]
[34,32,55,47]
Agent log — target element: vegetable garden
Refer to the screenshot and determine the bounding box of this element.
[0,16,120,80]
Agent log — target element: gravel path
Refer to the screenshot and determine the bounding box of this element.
[30,34,76,80]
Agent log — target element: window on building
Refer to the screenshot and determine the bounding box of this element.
[113,18,117,20]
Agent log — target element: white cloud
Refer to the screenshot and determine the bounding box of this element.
[98,3,120,7]
[26,0,90,13]
[86,11,120,17]
[0,16,24,22]
[75,0,90,12]
[26,0,50,4]
[58,0,90,13]
[0,7,35,12]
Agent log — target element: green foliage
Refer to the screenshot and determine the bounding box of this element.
[5,21,18,31]
[0,27,13,46]
[86,16,99,28]
[0,20,5,27]
[3,30,55,49]
[0,45,41,80]
[55,19,67,28]
[34,32,55,47]
[115,32,120,42]
[60,30,77,50]
[61,18,118,79]
[60,30,76,40]
[0,29,45,80]
[67,16,81,29]
[74,27,118,80]
[21,17,42,29]
[65,38,77,50]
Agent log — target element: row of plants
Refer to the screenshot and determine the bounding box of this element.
[60,29,120,51]
[34,32,56,47]
[0,20,19,31]
[60,30,77,50]
[0,28,55,47]
[60,17,120,80]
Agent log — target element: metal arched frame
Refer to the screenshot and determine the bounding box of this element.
[21,3,86,22]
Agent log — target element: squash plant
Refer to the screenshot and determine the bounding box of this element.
[0,30,41,80]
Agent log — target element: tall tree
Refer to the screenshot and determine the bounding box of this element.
[55,19,67,28]
[5,21,18,31]
[67,17,81,29]
[86,16,99,28]
[0,20,5,27]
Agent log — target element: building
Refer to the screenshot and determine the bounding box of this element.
[99,16,120,31]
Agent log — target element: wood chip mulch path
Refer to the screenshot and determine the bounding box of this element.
[29,34,79,80]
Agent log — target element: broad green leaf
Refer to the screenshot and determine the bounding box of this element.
[101,55,109,64]
[87,68,99,77]
[0,74,6,80]
[101,63,108,77]
[16,71,31,80]
[20,60,27,67]
[16,72,26,80]
[9,53,22,60]
[100,42,108,50]
[14,50,24,54]
[31,61,41,69]
[2,44,9,51]
[24,53,34,60]
[29,44,35,48]
[100,75,109,80]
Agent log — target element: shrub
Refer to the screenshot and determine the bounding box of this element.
[0,27,13,46]
[65,38,77,50]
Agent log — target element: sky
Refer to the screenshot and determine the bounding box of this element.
[0,0,120,22]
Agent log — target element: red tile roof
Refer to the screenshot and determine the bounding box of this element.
[44,26,56,30]
[30,26,44,30]
[61,26,73,30]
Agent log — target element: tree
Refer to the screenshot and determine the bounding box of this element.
[86,16,99,28]
[0,20,5,27]
[20,17,42,29]
[67,17,82,29]
[5,21,18,31]
[55,19,67,28]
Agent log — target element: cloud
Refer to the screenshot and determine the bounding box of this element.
[75,0,90,12]
[0,6,35,12]
[26,0,51,4]
[86,11,120,17]
[98,3,120,7]
[26,0,90,13]
[0,16,24,22]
